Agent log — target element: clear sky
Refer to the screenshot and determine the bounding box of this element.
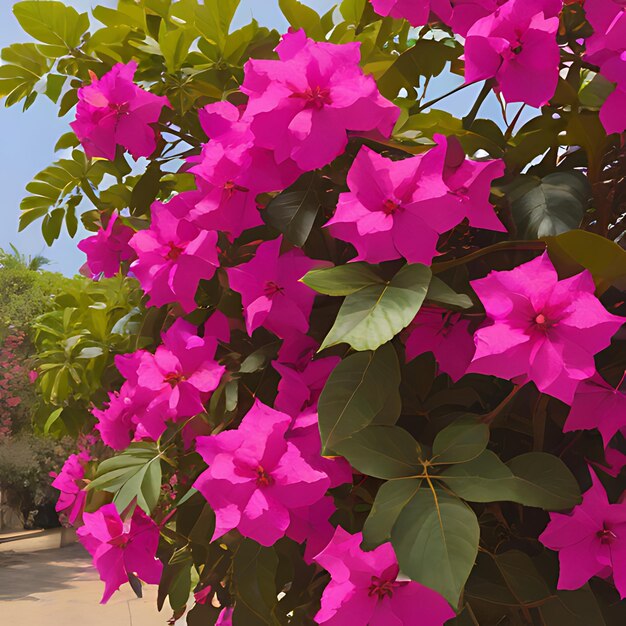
[0,0,514,276]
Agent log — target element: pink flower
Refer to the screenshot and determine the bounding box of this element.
[273,346,340,416]
[287,496,337,564]
[585,0,626,66]
[93,382,144,450]
[136,318,225,415]
[51,452,90,526]
[403,308,476,382]
[71,62,170,161]
[564,373,626,447]
[78,212,136,279]
[444,0,507,36]
[217,607,233,625]
[77,503,163,603]
[369,0,441,26]
[96,318,225,444]
[129,202,219,313]
[464,0,560,107]
[439,135,506,232]
[468,252,624,404]
[314,527,455,626]
[596,52,626,135]
[193,400,331,546]
[187,100,299,240]
[539,469,626,597]
[28,370,38,383]
[226,237,329,338]
[241,30,399,171]
[326,143,466,264]
[593,445,626,479]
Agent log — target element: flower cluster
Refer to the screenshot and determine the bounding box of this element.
[60,7,626,622]
[94,317,225,445]
[71,61,170,161]
[468,252,623,403]
[326,135,505,264]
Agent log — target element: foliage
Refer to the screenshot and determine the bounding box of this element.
[4,0,626,624]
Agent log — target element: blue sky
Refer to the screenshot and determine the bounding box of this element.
[0,0,512,276]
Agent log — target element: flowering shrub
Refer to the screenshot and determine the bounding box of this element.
[4,0,626,623]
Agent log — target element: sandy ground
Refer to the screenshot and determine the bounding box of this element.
[0,536,170,625]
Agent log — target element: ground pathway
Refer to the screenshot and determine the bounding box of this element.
[0,530,168,625]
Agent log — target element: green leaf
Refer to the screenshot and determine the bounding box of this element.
[507,171,590,239]
[19,150,105,240]
[129,162,162,216]
[334,425,422,479]
[392,486,480,606]
[43,407,64,435]
[13,1,89,57]
[195,0,240,51]
[426,277,473,309]
[159,24,195,73]
[493,551,551,605]
[431,416,489,465]
[278,0,326,41]
[262,172,320,247]
[544,229,626,295]
[362,478,422,550]
[232,540,279,626]
[539,586,607,626]
[440,450,581,510]
[507,452,581,510]
[0,43,51,108]
[302,262,383,296]
[321,263,432,351]
[318,343,400,453]
[88,442,162,514]
[377,39,462,99]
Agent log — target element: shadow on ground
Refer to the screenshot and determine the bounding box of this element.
[0,544,91,601]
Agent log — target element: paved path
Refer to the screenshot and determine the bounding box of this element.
[0,543,168,625]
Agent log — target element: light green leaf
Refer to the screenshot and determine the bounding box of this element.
[302,262,383,296]
[0,43,51,108]
[13,1,89,57]
[278,0,326,41]
[321,263,432,351]
[88,442,162,514]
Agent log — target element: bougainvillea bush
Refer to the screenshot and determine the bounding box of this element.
[4,0,626,623]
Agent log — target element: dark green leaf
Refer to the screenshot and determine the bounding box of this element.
[263,172,320,247]
[432,416,489,465]
[426,277,473,309]
[321,263,432,351]
[334,425,422,479]
[507,452,581,510]
[392,486,480,605]
[378,39,462,99]
[318,343,400,453]
[440,450,581,510]
[507,171,590,239]
[232,540,279,626]
[362,478,422,550]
